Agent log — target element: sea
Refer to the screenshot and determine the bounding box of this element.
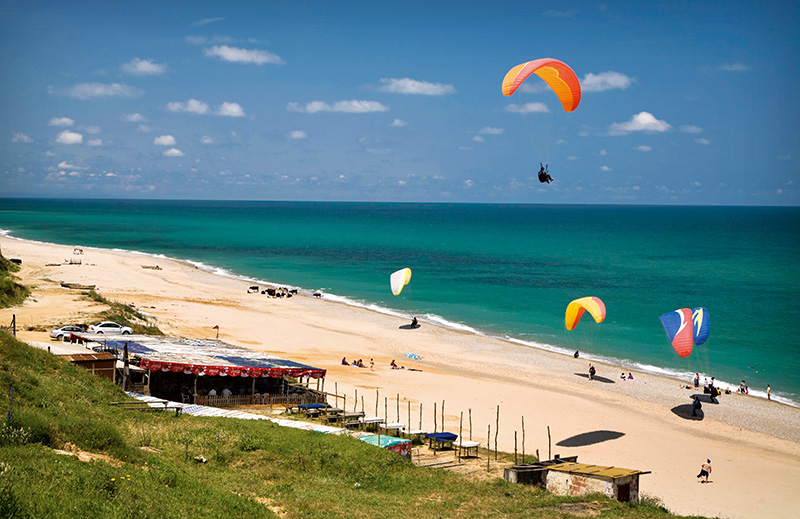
[1,199,798,406]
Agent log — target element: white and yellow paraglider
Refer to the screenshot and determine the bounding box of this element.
[390,268,412,296]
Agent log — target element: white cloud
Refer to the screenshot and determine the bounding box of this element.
[472,135,485,143]
[582,72,633,92]
[216,102,245,117]
[719,62,749,72]
[609,111,672,135]
[695,138,711,145]
[599,149,607,156]
[186,36,206,45]
[191,17,224,27]
[138,124,152,132]
[45,150,56,156]
[162,148,184,157]
[479,126,505,135]
[48,117,74,127]
[203,45,284,65]
[636,145,652,152]
[463,179,474,188]
[287,130,307,139]
[12,132,33,143]
[53,82,144,99]
[378,78,456,95]
[201,136,214,144]
[287,100,389,114]
[154,135,176,146]
[166,99,209,114]
[124,113,145,122]
[57,161,88,170]
[85,126,101,134]
[389,118,407,127]
[121,58,167,76]
[505,102,549,114]
[55,130,83,144]
[87,139,102,146]
[680,125,703,133]
[600,165,612,171]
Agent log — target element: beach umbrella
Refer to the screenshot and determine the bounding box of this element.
[404,353,421,360]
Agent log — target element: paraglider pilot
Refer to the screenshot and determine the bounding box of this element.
[411,316,419,328]
[538,163,554,184]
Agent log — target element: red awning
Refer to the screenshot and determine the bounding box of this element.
[139,359,326,379]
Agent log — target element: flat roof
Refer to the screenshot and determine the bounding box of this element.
[71,333,325,379]
[548,462,643,479]
[60,352,116,362]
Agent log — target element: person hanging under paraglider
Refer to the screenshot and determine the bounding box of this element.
[538,163,554,184]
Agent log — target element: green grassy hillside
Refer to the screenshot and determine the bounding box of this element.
[0,332,704,518]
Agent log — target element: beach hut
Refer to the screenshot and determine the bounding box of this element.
[59,352,117,381]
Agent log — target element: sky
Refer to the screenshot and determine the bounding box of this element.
[1,0,798,205]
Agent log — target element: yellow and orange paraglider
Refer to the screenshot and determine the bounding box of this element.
[502,58,581,112]
[390,268,412,296]
[565,297,606,331]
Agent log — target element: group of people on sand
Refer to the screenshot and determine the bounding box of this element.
[620,372,634,381]
[342,357,372,369]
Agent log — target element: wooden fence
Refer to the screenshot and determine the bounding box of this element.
[194,390,327,408]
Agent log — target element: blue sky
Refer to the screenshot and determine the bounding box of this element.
[1,0,798,205]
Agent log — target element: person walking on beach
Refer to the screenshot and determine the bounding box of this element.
[694,372,700,388]
[697,459,712,483]
[767,384,771,401]
[692,396,702,416]
[589,364,596,380]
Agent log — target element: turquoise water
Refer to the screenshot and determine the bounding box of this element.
[2,199,798,404]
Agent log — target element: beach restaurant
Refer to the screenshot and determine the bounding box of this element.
[70,334,327,407]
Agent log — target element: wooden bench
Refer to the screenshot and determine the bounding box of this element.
[111,400,183,417]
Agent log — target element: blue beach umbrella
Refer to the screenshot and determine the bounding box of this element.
[404,353,421,360]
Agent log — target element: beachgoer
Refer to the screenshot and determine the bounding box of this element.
[709,386,718,404]
[208,388,217,396]
[411,316,419,328]
[574,350,579,358]
[620,372,626,380]
[357,359,364,368]
[628,373,634,380]
[697,459,712,483]
[692,396,702,416]
[767,384,771,401]
[390,360,398,369]
[370,358,374,371]
[589,365,596,380]
[694,372,700,388]
[342,357,349,366]
[221,387,232,397]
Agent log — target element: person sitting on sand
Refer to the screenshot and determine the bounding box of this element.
[341,357,349,366]
[390,360,398,369]
[628,373,634,380]
[574,350,579,358]
[411,316,419,328]
[357,359,365,368]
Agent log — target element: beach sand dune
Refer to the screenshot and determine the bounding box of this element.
[2,235,799,519]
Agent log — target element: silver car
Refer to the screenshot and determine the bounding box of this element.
[49,325,85,340]
[87,321,133,335]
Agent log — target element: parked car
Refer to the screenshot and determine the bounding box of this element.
[87,321,133,335]
[49,325,85,340]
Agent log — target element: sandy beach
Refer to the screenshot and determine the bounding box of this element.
[2,234,799,519]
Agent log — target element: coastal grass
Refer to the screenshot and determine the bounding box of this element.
[0,254,29,309]
[83,290,164,335]
[0,332,703,519]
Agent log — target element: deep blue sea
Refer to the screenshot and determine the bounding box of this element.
[2,199,798,405]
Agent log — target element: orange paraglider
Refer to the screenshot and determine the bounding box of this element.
[502,58,581,112]
[565,297,606,331]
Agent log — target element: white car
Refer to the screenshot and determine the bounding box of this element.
[49,325,85,340]
[87,321,133,335]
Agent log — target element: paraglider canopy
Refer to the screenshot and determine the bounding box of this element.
[502,58,582,112]
[565,297,606,331]
[659,308,694,358]
[390,268,412,296]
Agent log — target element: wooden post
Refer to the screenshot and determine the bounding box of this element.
[547,425,551,461]
[407,400,411,433]
[419,403,423,430]
[396,393,400,423]
[360,395,364,413]
[536,448,540,462]
[514,431,518,464]
[251,377,256,403]
[433,402,437,456]
[384,396,388,422]
[122,342,129,392]
[469,409,473,440]
[495,405,500,460]
[458,411,463,462]
[375,390,379,416]
[442,400,445,433]
[521,416,526,464]
[487,425,491,471]
[354,389,358,412]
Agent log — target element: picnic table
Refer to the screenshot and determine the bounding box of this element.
[454,440,480,458]
[111,399,182,417]
[359,416,385,432]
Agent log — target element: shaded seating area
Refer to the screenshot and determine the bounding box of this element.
[453,439,480,458]
[425,431,457,450]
